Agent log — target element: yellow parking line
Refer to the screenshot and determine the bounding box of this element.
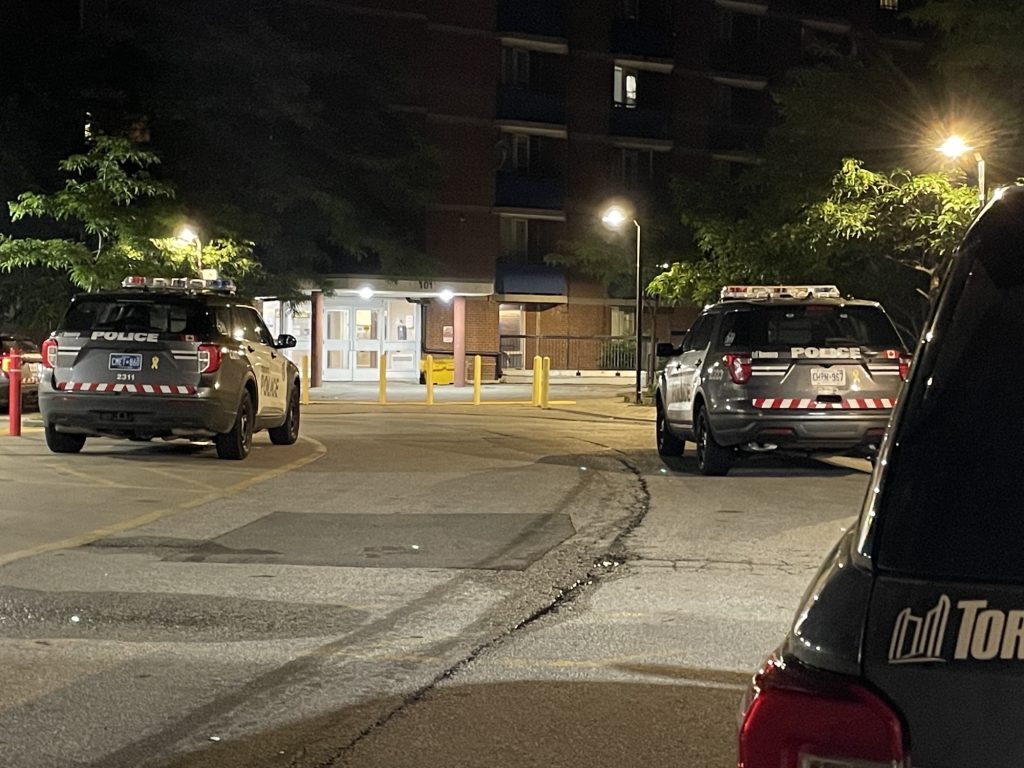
[0,436,327,568]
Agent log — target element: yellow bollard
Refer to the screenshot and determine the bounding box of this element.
[540,356,551,409]
[379,352,387,404]
[473,355,482,405]
[532,355,542,406]
[301,355,311,405]
[425,354,435,405]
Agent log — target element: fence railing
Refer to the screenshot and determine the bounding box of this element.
[499,334,649,372]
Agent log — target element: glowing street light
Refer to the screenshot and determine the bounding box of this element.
[176,225,203,275]
[937,135,986,204]
[600,203,643,405]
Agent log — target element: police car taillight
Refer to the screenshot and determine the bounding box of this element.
[198,344,222,374]
[738,652,908,768]
[41,338,58,369]
[724,354,752,384]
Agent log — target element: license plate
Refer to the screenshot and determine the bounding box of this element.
[811,367,846,387]
[109,353,142,371]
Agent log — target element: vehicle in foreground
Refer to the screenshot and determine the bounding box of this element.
[1,334,42,411]
[737,186,1024,767]
[655,284,910,475]
[39,275,301,459]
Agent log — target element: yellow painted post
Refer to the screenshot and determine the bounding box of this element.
[379,352,387,404]
[473,355,482,405]
[301,355,311,405]
[541,356,551,409]
[532,355,542,406]
[425,354,435,405]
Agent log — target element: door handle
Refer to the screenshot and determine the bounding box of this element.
[695,359,702,366]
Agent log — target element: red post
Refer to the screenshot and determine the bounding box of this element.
[8,348,21,437]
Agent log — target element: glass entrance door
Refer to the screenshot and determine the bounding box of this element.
[323,309,351,381]
[353,307,381,381]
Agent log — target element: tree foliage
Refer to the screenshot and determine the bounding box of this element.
[0,136,259,293]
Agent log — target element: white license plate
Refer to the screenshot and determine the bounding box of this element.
[811,367,846,387]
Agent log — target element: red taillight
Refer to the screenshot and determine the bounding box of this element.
[41,338,58,369]
[196,346,221,376]
[198,344,222,374]
[898,354,912,381]
[738,653,908,768]
[725,354,752,384]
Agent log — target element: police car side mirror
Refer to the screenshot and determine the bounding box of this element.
[656,341,678,357]
[275,334,297,349]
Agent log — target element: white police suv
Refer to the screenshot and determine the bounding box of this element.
[655,284,911,475]
[39,275,301,460]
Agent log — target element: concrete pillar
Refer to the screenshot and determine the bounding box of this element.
[311,290,323,388]
[453,295,466,387]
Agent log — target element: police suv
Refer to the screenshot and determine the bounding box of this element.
[39,275,301,460]
[655,284,910,475]
[736,189,1024,767]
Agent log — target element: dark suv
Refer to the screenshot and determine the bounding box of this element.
[39,276,301,460]
[737,187,1024,767]
[655,285,910,475]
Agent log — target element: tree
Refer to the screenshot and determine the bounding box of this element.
[0,136,260,293]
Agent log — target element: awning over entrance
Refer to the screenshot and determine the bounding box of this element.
[495,264,567,304]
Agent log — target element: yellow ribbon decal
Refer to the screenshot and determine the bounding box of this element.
[851,368,862,386]
[151,356,160,370]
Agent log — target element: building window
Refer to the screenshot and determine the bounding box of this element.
[613,66,639,108]
[879,0,898,9]
[500,133,532,174]
[501,46,531,87]
[623,0,639,20]
[611,307,637,338]
[618,149,653,189]
[500,217,529,260]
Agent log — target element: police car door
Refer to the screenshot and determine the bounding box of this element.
[668,314,714,429]
[236,306,286,419]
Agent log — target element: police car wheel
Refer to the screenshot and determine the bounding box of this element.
[44,422,86,454]
[694,407,733,476]
[268,384,300,446]
[656,402,684,457]
[216,392,254,460]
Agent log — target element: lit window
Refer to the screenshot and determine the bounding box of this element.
[879,0,898,9]
[614,66,638,108]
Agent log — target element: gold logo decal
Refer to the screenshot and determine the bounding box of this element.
[151,356,160,370]
[851,368,862,386]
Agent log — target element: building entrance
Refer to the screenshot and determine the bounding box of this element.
[322,298,419,382]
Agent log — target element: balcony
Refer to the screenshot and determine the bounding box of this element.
[496,86,566,126]
[610,106,669,141]
[709,42,770,77]
[707,121,765,154]
[496,0,566,38]
[610,20,673,60]
[778,0,854,21]
[495,173,565,211]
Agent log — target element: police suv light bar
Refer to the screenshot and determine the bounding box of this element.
[120,275,236,294]
[720,285,841,300]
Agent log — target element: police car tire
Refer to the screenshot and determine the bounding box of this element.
[216,392,254,460]
[695,407,733,476]
[44,422,86,454]
[268,384,300,446]
[656,401,684,457]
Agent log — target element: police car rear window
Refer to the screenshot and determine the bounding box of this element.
[872,240,1024,582]
[719,306,903,351]
[59,296,212,336]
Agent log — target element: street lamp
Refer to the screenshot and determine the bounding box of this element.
[177,225,203,275]
[937,135,986,205]
[601,204,643,405]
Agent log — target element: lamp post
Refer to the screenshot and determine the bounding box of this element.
[601,205,643,405]
[937,135,986,205]
[177,225,203,275]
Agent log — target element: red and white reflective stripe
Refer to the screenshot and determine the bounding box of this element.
[56,382,196,394]
[753,398,894,410]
